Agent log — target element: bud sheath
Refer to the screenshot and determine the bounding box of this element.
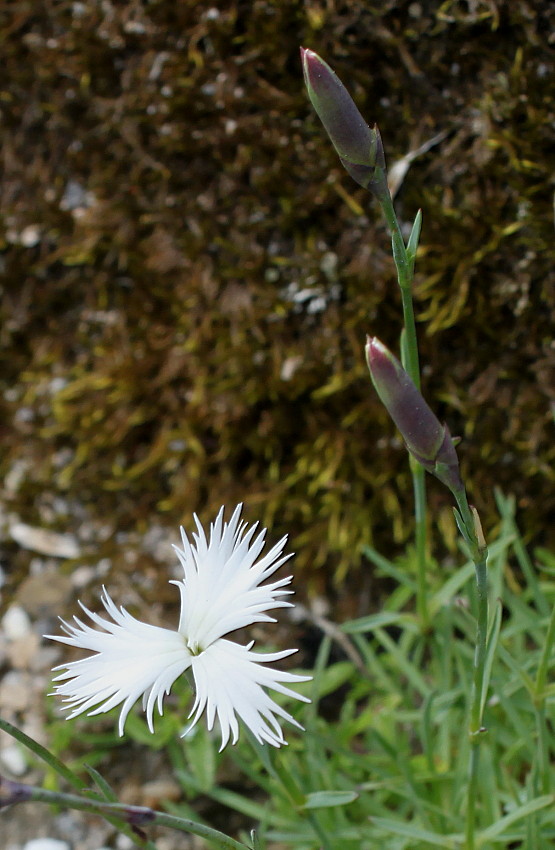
[366,337,463,492]
[301,47,387,193]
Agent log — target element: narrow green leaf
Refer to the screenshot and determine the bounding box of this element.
[369,816,460,847]
[477,795,554,844]
[363,550,418,590]
[481,598,503,718]
[430,537,513,616]
[430,562,474,613]
[535,602,555,698]
[496,644,536,698]
[245,729,275,775]
[246,731,305,807]
[534,546,555,574]
[391,227,409,275]
[312,661,355,697]
[84,764,117,801]
[341,611,416,634]
[351,633,398,694]
[206,785,277,823]
[495,489,549,616]
[421,691,437,773]
[301,790,359,809]
[452,507,467,542]
[374,628,430,697]
[406,208,423,272]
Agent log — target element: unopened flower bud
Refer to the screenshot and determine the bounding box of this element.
[301,47,387,194]
[0,776,32,808]
[366,337,463,493]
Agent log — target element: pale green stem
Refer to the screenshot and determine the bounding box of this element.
[452,489,489,850]
[534,706,550,796]
[0,779,250,850]
[534,602,555,794]
[466,745,480,850]
[378,187,421,385]
[411,459,429,631]
[465,551,488,850]
[377,183,429,630]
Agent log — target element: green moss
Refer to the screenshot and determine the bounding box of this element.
[1,1,554,596]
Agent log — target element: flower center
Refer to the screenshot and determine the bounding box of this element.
[186,639,204,656]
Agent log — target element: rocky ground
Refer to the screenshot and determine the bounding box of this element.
[0,523,196,850]
[0,599,117,850]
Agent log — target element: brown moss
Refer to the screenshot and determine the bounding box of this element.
[1,1,554,597]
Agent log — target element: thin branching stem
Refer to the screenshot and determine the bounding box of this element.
[377,185,429,631]
[0,779,250,850]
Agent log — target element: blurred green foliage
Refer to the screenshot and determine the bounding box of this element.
[1,1,554,591]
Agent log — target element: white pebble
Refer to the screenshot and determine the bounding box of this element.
[23,840,70,850]
[10,522,80,559]
[2,605,31,640]
[70,564,95,589]
[0,743,27,776]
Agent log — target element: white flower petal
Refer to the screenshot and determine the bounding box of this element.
[46,588,192,735]
[187,638,311,750]
[173,504,294,648]
[47,507,311,747]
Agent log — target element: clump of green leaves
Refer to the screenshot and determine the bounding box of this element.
[11,490,552,848]
[162,493,554,849]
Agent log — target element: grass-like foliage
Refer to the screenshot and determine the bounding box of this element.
[160,491,554,850]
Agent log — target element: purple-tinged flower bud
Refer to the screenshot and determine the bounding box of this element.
[126,805,156,827]
[0,776,33,808]
[301,47,387,194]
[366,337,463,493]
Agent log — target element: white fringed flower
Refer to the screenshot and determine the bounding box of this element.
[47,505,311,749]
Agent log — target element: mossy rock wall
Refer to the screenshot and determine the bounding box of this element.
[1,1,554,593]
